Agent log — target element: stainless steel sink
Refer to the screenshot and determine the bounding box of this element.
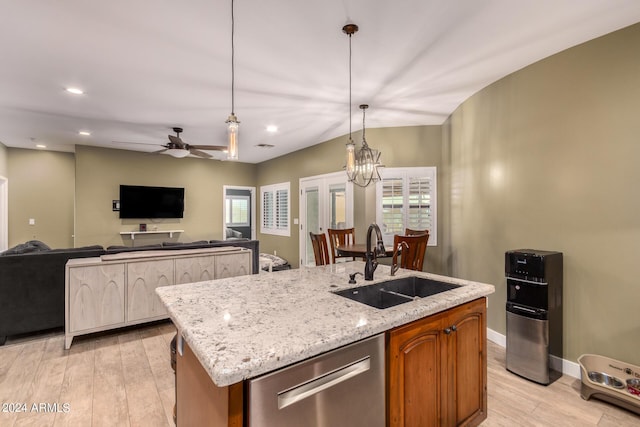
[333,276,461,309]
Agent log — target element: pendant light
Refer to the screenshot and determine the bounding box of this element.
[352,104,382,187]
[342,24,382,188]
[226,0,239,161]
[343,23,358,181]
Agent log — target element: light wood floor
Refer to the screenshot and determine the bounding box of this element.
[1,323,639,426]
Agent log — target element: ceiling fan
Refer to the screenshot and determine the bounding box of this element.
[157,127,228,158]
[113,127,228,159]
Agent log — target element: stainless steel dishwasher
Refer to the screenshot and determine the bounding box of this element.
[247,334,385,427]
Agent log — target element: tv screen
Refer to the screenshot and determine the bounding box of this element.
[119,185,184,219]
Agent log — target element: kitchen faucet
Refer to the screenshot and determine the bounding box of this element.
[364,223,386,280]
[390,241,409,276]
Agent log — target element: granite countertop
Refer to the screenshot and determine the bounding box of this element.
[156,262,495,387]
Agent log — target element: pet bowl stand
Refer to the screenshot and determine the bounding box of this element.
[578,354,640,415]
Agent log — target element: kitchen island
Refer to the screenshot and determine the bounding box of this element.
[157,262,495,426]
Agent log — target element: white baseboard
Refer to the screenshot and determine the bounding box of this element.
[487,328,581,379]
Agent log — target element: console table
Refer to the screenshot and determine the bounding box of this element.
[64,246,251,348]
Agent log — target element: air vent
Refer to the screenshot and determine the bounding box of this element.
[256,143,275,148]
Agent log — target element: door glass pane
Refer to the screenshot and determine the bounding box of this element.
[329,184,346,229]
[305,187,319,265]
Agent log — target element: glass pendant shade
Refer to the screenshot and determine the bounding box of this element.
[346,141,356,180]
[226,113,239,161]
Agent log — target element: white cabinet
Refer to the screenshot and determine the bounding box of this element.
[67,264,125,332]
[215,252,251,279]
[176,255,217,284]
[65,247,252,348]
[127,259,174,322]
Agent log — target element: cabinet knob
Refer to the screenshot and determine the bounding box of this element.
[444,328,451,335]
[451,325,457,332]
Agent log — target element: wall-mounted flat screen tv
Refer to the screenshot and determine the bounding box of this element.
[119,185,185,219]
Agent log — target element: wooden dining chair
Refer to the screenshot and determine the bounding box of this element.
[405,228,430,237]
[327,228,356,263]
[392,233,429,271]
[309,231,331,266]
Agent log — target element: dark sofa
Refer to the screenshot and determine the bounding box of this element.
[0,239,259,345]
[0,245,105,345]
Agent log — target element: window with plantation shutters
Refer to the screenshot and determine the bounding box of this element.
[376,167,437,246]
[261,182,290,236]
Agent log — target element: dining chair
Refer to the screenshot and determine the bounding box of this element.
[392,233,429,271]
[309,231,331,266]
[327,228,356,263]
[405,228,430,237]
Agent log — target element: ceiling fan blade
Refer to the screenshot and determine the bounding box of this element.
[189,148,214,158]
[168,134,186,148]
[190,144,228,151]
[152,148,169,154]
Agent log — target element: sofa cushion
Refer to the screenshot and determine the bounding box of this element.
[2,240,51,255]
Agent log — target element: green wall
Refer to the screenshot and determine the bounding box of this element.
[447,23,640,365]
[74,146,256,248]
[7,148,75,248]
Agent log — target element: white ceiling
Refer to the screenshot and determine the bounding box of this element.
[2,1,640,163]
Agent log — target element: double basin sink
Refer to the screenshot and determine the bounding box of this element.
[333,276,461,309]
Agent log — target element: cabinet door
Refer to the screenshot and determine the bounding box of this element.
[445,298,487,427]
[68,264,125,332]
[175,255,216,284]
[214,252,251,279]
[127,259,174,322]
[388,311,447,427]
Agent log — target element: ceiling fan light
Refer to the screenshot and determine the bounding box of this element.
[165,148,190,158]
[226,113,239,161]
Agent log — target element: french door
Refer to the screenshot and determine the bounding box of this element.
[299,172,353,266]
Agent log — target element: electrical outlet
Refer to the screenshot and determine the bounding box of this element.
[29,218,35,225]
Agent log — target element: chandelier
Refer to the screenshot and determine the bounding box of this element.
[350,104,381,187]
[225,0,239,161]
[343,24,382,188]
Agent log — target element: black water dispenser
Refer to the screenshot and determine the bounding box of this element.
[505,249,563,385]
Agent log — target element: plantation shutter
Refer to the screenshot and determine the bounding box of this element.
[262,191,274,229]
[381,178,404,235]
[275,188,289,230]
[376,168,437,246]
[260,182,291,236]
[407,176,432,231]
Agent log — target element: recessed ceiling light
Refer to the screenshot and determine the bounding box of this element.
[266,125,278,133]
[36,144,46,149]
[78,131,91,136]
[65,87,84,95]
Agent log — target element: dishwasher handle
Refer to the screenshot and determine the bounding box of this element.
[277,356,371,409]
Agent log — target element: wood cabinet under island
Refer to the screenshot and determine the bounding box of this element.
[156,262,494,426]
